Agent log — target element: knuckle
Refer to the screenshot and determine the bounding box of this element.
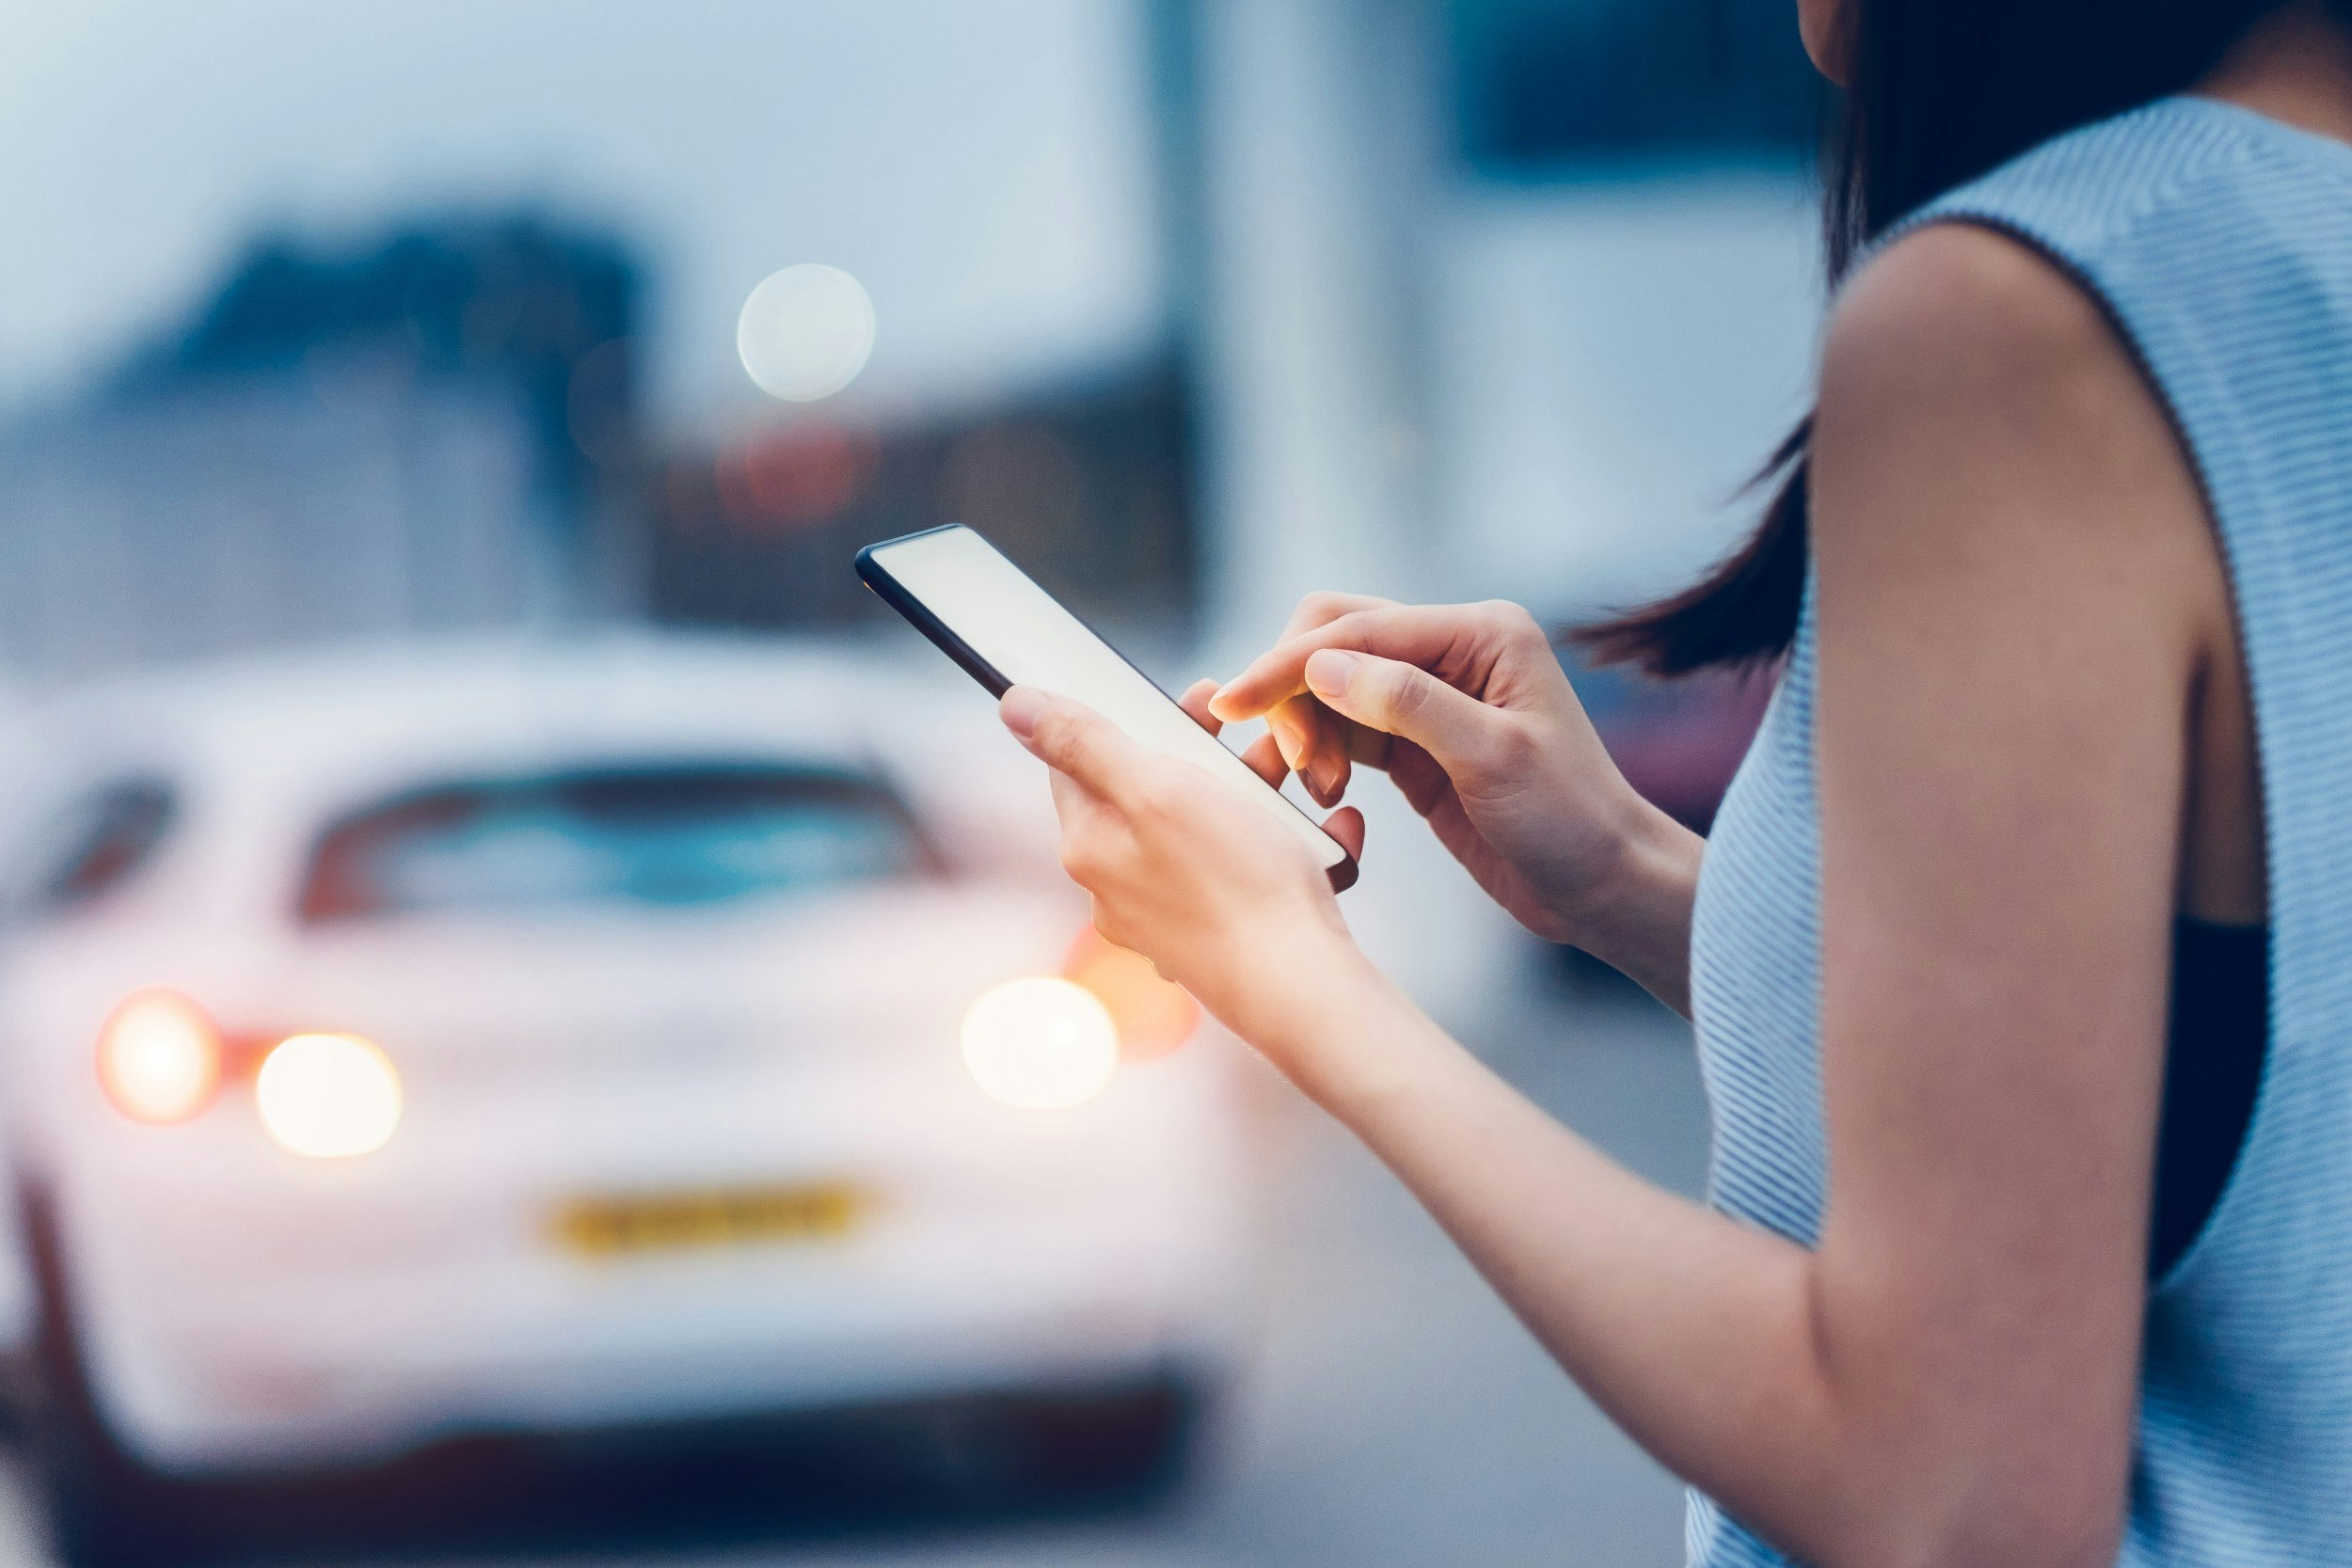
[1300,590,1351,622]
[1133,774,1184,820]
[1484,714,1542,775]
[1050,722,1094,770]
[1382,666,1433,724]
[1476,598,1529,635]
[1059,834,1106,883]
[1321,610,1370,651]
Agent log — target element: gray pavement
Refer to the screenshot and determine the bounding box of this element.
[0,970,1709,1568]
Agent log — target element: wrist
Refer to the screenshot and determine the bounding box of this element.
[1545,791,1702,991]
[1215,923,1418,1105]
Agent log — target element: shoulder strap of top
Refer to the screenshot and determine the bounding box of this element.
[1886,97,2265,259]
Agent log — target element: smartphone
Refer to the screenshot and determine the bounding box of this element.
[856,524,1358,891]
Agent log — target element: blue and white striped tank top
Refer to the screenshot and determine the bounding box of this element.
[1687,97,2352,1567]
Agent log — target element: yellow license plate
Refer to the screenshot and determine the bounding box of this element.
[551,1181,867,1258]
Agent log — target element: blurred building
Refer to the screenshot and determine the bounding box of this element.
[0,217,644,680]
[650,360,1195,630]
[1450,0,1818,169]
[1161,0,1825,651]
[1432,0,1828,622]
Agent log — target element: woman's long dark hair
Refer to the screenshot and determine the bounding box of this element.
[1576,0,2297,675]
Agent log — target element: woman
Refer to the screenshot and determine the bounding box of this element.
[999,0,2352,1562]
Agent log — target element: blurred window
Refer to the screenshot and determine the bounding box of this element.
[301,765,928,923]
[11,778,179,919]
[1450,0,1821,172]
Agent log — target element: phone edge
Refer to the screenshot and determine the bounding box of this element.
[855,537,1014,698]
[856,527,1359,893]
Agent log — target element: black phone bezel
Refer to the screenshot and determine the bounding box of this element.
[855,526,1014,697]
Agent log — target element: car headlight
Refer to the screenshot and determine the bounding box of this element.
[96,989,221,1125]
[254,1033,403,1158]
[961,977,1119,1111]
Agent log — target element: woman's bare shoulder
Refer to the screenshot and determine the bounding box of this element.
[1822,221,2138,452]
[1812,219,2205,575]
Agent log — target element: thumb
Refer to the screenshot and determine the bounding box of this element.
[1304,648,1497,764]
[1000,686,1143,802]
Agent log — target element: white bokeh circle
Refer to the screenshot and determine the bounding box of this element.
[736,263,877,402]
[255,1033,403,1159]
[960,977,1119,1111]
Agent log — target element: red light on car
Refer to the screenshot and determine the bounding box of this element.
[96,990,222,1125]
[1064,928,1200,1060]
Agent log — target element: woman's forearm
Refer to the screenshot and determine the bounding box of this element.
[1265,950,1952,1568]
[1553,798,1705,1016]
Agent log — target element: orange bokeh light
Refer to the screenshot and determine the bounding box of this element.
[97,989,222,1125]
[714,420,878,533]
[1064,927,1200,1060]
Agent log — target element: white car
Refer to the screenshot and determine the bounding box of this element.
[0,637,1258,1562]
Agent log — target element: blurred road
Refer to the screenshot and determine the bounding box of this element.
[0,970,1708,1568]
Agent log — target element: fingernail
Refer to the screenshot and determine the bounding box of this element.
[1209,681,1246,719]
[1309,757,1343,800]
[1000,686,1048,740]
[1305,649,1359,699]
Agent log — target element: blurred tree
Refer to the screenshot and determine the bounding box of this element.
[130,216,644,542]
[0,214,649,676]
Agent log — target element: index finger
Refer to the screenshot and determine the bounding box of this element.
[1176,677,1224,736]
[1276,590,1398,641]
[1262,593,1394,797]
[1210,605,1486,721]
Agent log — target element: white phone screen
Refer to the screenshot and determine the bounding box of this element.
[862,526,1351,878]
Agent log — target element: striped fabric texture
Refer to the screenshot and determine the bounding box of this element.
[1684,97,2352,1567]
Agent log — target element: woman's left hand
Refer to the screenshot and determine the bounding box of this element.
[998,679,1370,1060]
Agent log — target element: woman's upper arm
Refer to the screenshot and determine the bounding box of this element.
[1805,225,2219,1561]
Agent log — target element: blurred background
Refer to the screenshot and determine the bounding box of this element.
[0,1,1821,1563]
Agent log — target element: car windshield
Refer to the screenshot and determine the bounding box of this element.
[300,764,927,922]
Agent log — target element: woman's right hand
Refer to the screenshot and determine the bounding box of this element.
[1211,594,1701,1001]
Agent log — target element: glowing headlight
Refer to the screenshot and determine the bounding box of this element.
[96,990,220,1125]
[255,1033,402,1159]
[961,978,1119,1111]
